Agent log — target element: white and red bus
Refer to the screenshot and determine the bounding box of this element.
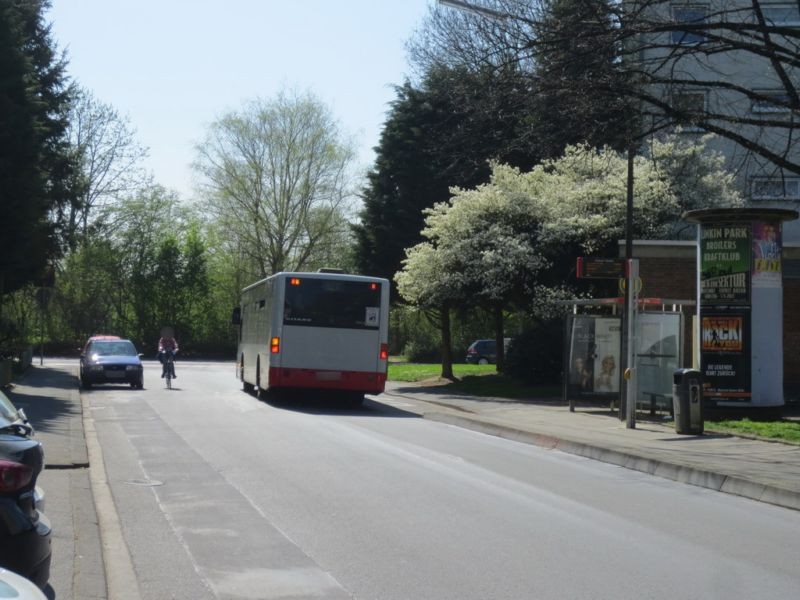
[234,271,390,403]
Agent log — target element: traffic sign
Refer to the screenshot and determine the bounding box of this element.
[576,257,626,279]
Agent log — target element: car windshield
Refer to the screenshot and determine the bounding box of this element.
[90,341,138,357]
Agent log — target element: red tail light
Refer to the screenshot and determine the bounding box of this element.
[0,460,33,493]
[271,337,280,354]
[379,343,388,361]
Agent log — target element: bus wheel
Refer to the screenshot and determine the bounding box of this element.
[241,358,255,394]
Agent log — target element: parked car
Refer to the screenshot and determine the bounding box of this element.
[0,568,48,599]
[465,338,512,364]
[0,390,51,590]
[79,338,144,389]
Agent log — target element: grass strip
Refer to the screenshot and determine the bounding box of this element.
[387,362,560,400]
[709,419,800,444]
[388,362,496,382]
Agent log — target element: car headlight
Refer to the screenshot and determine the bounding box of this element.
[126,365,141,371]
[90,365,104,372]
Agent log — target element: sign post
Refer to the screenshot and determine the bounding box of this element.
[624,259,639,429]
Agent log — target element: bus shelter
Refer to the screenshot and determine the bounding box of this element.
[561,298,695,416]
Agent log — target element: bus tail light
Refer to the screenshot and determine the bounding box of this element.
[290,278,301,286]
[271,337,280,354]
[379,344,388,361]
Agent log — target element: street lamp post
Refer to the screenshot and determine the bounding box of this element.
[623,145,637,429]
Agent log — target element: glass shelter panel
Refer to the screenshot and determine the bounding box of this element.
[635,313,683,411]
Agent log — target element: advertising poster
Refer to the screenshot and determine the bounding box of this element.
[568,316,596,394]
[700,311,751,403]
[700,224,751,304]
[592,318,621,394]
[752,221,782,288]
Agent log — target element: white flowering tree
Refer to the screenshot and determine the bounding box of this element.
[397,179,548,375]
[397,135,741,377]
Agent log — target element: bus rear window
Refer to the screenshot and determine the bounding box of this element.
[283,279,381,329]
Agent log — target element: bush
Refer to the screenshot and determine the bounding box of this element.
[504,320,564,384]
[391,306,441,361]
[403,339,442,363]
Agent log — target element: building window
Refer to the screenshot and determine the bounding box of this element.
[751,177,800,200]
[672,91,707,131]
[672,5,708,44]
[751,90,793,113]
[761,4,800,25]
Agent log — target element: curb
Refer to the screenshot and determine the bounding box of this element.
[423,411,800,512]
[80,372,143,600]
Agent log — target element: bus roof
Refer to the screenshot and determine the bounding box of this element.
[241,271,389,294]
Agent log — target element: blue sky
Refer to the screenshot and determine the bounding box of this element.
[48,0,433,199]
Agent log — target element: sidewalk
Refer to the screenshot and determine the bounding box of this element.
[381,382,800,512]
[7,364,106,600]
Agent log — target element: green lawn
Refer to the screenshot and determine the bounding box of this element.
[387,362,496,382]
[708,419,800,444]
[387,361,561,400]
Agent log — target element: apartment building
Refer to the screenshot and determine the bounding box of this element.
[634,0,800,239]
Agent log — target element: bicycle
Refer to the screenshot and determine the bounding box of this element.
[162,350,176,389]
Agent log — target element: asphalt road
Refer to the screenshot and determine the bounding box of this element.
[81,360,800,600]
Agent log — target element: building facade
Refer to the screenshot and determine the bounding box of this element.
[634,1,800,239]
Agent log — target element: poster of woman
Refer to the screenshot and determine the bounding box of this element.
[592,318,620,393]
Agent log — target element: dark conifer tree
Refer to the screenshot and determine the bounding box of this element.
[0,0,75,296]
[353,64,539,284]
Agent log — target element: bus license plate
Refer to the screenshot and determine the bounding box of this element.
[315,371,342,381]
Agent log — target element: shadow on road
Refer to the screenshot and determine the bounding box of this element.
[6,367,78,436]
[246,389,421,419]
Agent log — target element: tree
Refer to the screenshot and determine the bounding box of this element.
[415,0,800,175]
[64,87,149,248]
[194,89,357,280]
[395,242,462,378]
[354,63,543,284]
[0,0,75,299]
[397,135,742,375]
[412,180,549,372]
[50,185,222,353]
[531,0,635,154]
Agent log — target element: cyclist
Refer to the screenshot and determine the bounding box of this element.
[158,328,179,379]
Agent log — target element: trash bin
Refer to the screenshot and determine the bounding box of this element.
[672,368,704,435]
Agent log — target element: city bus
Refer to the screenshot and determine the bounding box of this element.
[233,271,390,404]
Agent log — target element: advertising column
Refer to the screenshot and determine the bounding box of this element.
[685,208,798,412]
[699,223,751,407]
